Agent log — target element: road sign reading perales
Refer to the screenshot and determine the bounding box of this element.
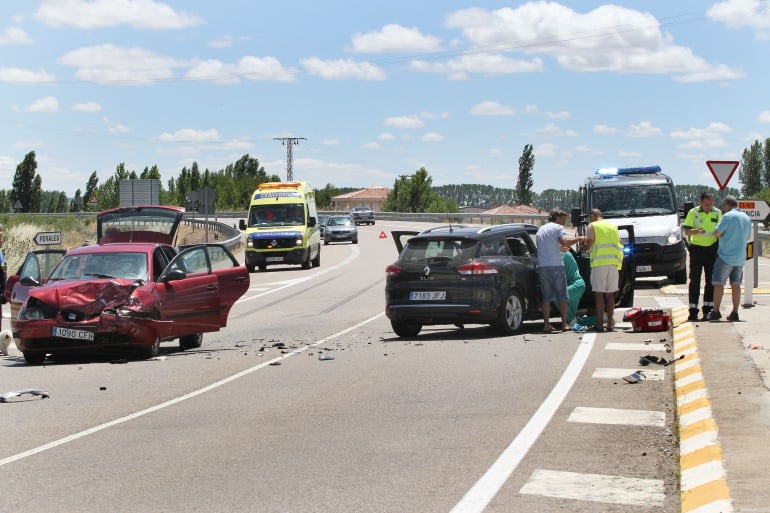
[34,231,61,245]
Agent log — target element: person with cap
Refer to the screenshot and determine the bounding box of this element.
[708,195,752,322]
[580,209,623,332]
[682,192,722,321]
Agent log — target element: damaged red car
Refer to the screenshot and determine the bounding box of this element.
[12,206,249,364]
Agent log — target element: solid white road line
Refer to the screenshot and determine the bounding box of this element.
[0,310,385,468]
[449,333,596,513]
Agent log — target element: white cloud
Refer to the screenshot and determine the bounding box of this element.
[469,101,536,116]
[489,148,503,156]
[444,4,743,83]
[669,122,732,149]
[0,68,55,84]
[758,110,770,123]
[547,111,572,119]
[60,45,183,84]
[13,140,46,149]
[533,124,578,137]
[158,128,221,143]
[36,0,203,29]
[187,56,297,83]
[70,101,102,113]
[361,142,382,150]
[574,145,602,155]
[421,132,444,142]
[594,124,619,135]
[103,118,130,133]
[626,121,663,138]
[320,139,339,146]
[385,115,424,129]
[0,27,33,45]
[410,53,543,80]
[27,96,59,112]
[349,24,443,53]
[300,57,386,80]
[535,143,558,157]
[707,0,770,38]
[378,133,396,141]
[618,150,643,158]
[0,155,16,174]
[208,36,234,49]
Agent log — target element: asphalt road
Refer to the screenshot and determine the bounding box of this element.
[1,220,681,513]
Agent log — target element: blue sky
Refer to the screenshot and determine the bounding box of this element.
[1,0,768,197]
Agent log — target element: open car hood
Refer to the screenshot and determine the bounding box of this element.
[31,279,137,316]
[97,206,185,245]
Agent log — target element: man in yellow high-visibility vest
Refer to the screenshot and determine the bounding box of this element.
[682,192,721,321]
[580,209,623,332]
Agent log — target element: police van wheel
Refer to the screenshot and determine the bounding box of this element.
[672,269,687,285]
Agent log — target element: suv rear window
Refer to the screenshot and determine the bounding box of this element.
[399,238,478,264]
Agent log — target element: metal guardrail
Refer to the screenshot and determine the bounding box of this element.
[183,214,242,252]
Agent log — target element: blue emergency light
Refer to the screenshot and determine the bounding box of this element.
[595,165,661,177]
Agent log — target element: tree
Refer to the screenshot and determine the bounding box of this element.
[70,189,83,212]
[763,137,770,189]
[11,151,40,212]
[516,144,535,205]
[84,171,99,211]
[383,167,457,213]
[740,140,763,197]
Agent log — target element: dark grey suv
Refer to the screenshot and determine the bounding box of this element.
[385,223,635,337]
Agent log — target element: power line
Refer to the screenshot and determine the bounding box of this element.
[273,137,305,181]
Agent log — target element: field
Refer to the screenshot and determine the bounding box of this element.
[1,215,220,274]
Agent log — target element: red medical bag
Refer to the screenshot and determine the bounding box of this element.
[623,308,671,332]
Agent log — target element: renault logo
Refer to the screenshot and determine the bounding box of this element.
[271,239,278,246]
[423,265,431,276]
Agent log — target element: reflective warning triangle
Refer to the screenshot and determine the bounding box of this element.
[379,231,387,239]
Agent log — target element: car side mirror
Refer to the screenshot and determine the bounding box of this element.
[19,276,40,287]
[161,269,186,284]
[308,217,316,227]
[239,219,246,230]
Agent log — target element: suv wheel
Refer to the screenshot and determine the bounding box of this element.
[391,319,422,338]
[495,290,524,334]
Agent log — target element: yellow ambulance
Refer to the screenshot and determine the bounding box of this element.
[239,181,321,272]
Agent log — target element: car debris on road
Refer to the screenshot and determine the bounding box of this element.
[0,388,50,402]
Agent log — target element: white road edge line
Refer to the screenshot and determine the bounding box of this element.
[0,310,386,468]
[236,245,361,303]
[449,333,596,513]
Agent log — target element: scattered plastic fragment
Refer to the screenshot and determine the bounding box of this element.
[149,356,167,361]
[1,389,50,402]
[318,355,335,361]
[269,361,281,366]
[748,344,766,350]
[623,371,646,384]
[572,323,588,332]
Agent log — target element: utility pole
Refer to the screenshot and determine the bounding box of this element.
[273,137,306,181]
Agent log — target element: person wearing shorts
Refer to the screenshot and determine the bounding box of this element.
[536,209,584,332]
[580,209,623,332]
[708,195,752,322]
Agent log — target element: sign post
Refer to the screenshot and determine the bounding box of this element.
[706,160,739,191]
[34,231,62,246]
[738,199,769,307]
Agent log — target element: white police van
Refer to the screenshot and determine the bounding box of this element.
[571,166,687,284]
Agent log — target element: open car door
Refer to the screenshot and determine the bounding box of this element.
[391,231,419,254]
[6,250,67,330]
[156,245,249,336]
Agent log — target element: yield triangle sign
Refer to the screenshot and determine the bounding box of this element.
[379,230,387,239]
[706,160,739,191]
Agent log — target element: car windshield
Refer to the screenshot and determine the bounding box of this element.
[591,185,676,218]
[399,237,478,264]
[247,203,305,227]
[326,216,353,227]
[48,252,149,282]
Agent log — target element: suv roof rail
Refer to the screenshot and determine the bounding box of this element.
[420,224,469,234]
[477,223,538,234]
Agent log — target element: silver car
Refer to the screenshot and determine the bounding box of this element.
[323,215,358,244]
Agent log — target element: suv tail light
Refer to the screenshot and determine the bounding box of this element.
[457,260,498,275]
[385,264,402,277]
